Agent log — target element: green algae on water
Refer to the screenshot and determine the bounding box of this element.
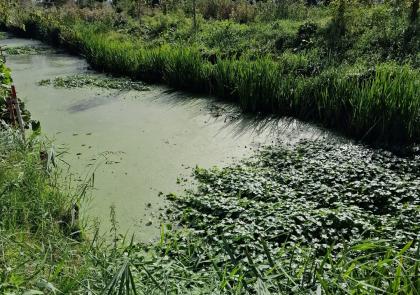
[4,45,50,55]
[38,74,150,91]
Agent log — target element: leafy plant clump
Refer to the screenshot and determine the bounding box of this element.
[166,140,420,276]
[0,59,31,126]
[152,140,419,293]
[3,45,50,55]
[0,61,11,122]
[38,74,150,91]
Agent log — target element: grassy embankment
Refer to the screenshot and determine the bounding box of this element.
[0,0,419,143]
[0,1,419,293]
[1,59,419,293]
[0,58,228,294]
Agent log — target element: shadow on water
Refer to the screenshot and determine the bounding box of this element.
[157,88,420,155]
[67,94,116,113]
[1,31,345,146]
[153,87,339,144]
[1,31,367,243]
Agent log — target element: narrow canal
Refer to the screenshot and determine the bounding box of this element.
[0,33,328,241]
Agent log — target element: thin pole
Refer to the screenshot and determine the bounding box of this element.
[11,85,26,141]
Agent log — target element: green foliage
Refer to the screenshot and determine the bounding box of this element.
[0,136,66,232]
[3,45,50,55]
[324,0,348,50]
[38,74,150,91]
[0,60,31,127]
[198,0,256,23]
[255,0,310,21]
[163,140,420,293]
[169,140,420,251]
[1,123,419,293]
[410,0,419,23]
[0,55,419,293]
[1,60,32,127]
[2,4,418,142]
[198,0,236,20]
[0,62,11,85]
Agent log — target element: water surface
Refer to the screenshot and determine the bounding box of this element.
[1,34,330,241]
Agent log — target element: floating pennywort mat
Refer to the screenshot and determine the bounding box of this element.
[167,140,420,257]
[4,45,51,55]
[38,74,150,91]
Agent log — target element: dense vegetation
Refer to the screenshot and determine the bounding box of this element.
[170,141,420,253]
[0,56,12,123]
[1,124,419,293]
[0,50,31,126]
[1,59,419,293]
[1,0,419,293]
[0,0,419,143]
[38,73,150,91]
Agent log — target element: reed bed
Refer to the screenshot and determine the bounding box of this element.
[80,30,420,142]
[0,3,419,293]
[1,52,419,294]
[1,6,419,143]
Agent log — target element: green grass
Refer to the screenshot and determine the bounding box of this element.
[1,124,419,293]
[0,2,419,293]
[0,1,419,143]
[66,28,420,142]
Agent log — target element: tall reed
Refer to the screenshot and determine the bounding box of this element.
[1,6,418,143]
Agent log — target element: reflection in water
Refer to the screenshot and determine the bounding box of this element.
[67,95,115,113]
[0,33,336,242]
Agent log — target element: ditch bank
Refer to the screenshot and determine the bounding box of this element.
[0,7,419,143]
[1,33,419,295]
[0,33,329,242]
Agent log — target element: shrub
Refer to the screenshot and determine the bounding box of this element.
[324,0,347,49]
[230,0,256,23]
[198,0,234,19]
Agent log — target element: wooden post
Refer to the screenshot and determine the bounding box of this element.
[6,95,16,126]
[10,85,26,141]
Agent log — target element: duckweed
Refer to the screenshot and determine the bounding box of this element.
[38,74,150,91]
